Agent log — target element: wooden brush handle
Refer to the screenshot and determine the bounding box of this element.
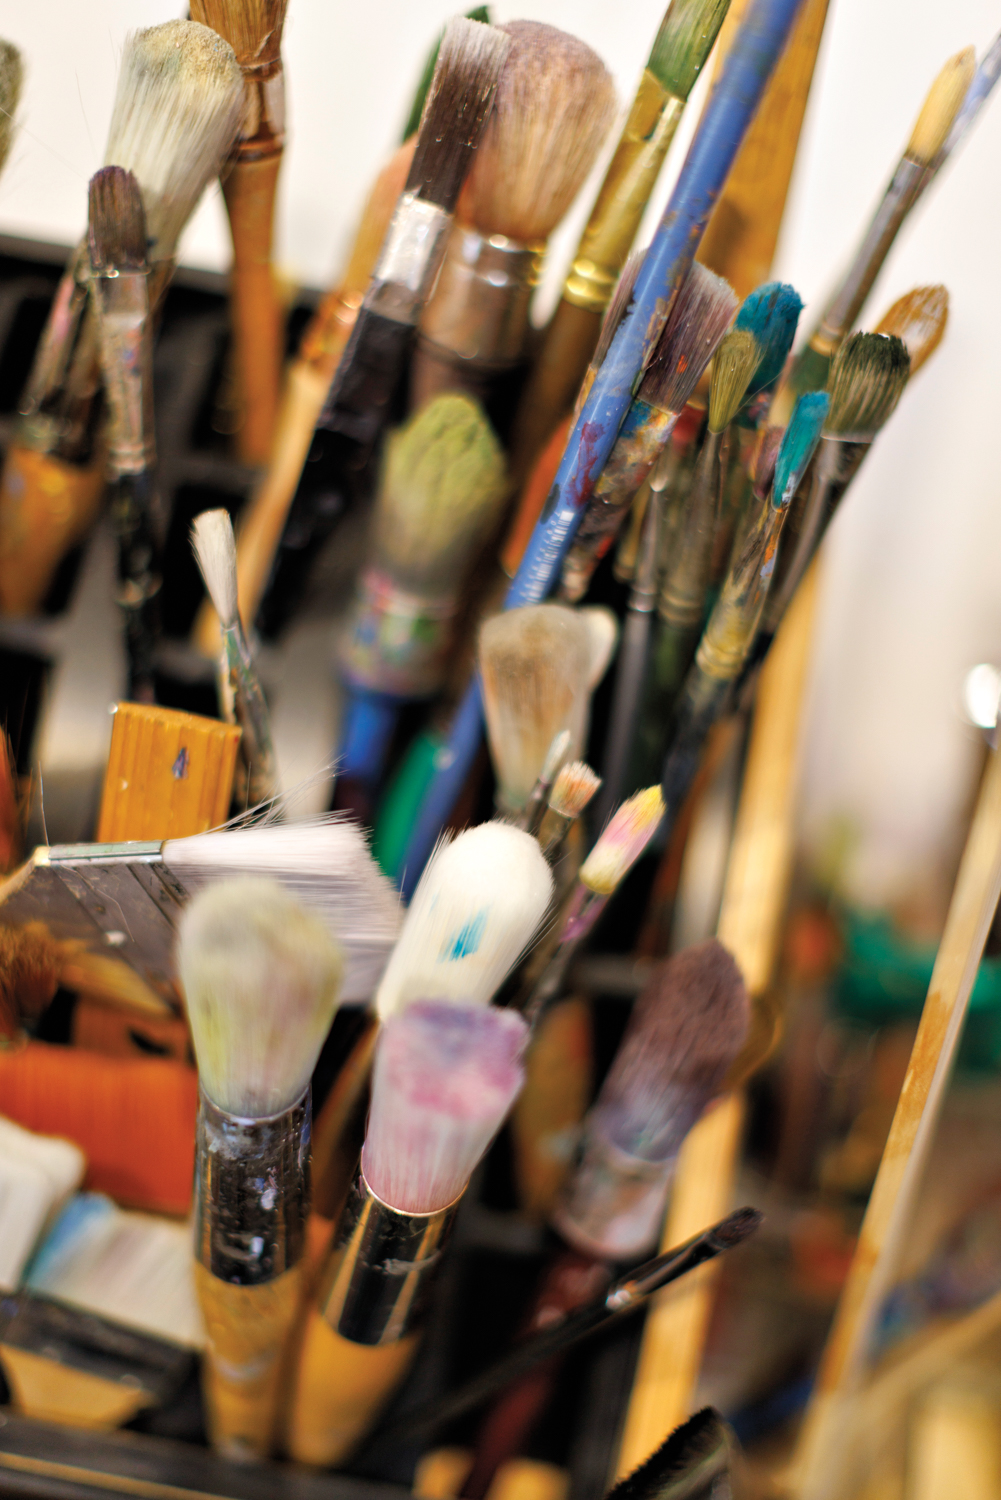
[223,155,284,468]
[511,995,592,1220]
[195,1262,302,1460]
[0,445,105,615]
[96,701,241,843]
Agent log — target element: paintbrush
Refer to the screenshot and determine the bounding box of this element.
[191,509,278,805]
[87,168,161,706]
[772,46,974,421]
[508,0,732,485]
[411,21,616,411]
[336,393,507,816]
[0,20,245,618]
[256,18,511,639]
[189,0,290,467]
[0,39,21,177]
[537,761,602,860]
[926,27,1001,186]
[516,729,572,836]
[398,0,803,892]
[559,263,738,605]
[402,8,492,142]
[605,1408,743,1500]
[180,877,343,1459]
[873,283,948,369]
[286,999,527,1466]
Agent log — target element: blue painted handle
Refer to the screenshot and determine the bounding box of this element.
[399,683,483,898]
[339,690,399,788]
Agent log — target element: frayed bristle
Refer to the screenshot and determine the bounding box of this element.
[639,264,737,415]
[459,20,617,242]
[191,508,238,626]
[376,822,553,1020]
[88,167,147,275]
[874,284,948,376]
[177,876,344,1117]
[648,0,730,100]
[580,786,664,896]
[105,20,244,262]
[0,921,61,1035]
[479,604,594,811]
[708,328,758,433]
[712,1206,763,1247]
[826,332,910,437]
[773,392,829,506]
[735,281,803,393]
[908,47,976,165]
[580,605,619,688]
[407,17,512,212]
[363,1000,527,1213]
[549,761,601,820]
[606,1409,733,1500]
[0,40,24,176]
[188,0,288,70]
[377,394,507,590]
[591,251,644,373]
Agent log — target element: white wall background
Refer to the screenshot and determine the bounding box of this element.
[1,0,1000,910]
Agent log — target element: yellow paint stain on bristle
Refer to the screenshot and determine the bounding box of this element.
[579,785,665,896]
[96,702,241,843]
[907,47,976,165]
[874,285,948,376]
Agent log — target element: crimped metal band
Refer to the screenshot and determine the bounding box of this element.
[194,1089,310,1286]
[418,227,543,368]
[366,194,452,325]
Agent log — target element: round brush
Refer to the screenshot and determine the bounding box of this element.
[873,284,949,372]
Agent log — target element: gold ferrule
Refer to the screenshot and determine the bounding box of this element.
[564,76,684,314]
[234,64,286,160]
[696,501,784,681]
[418,227,543,369]
[90,269,155,476]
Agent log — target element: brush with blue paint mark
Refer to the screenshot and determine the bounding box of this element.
[398,0,806,896]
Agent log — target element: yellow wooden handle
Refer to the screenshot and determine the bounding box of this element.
[0,445,104,616]
[97,701,241,843]
[222,155,284,468]
[0,1344,152,1430]
[511,994,592,1220]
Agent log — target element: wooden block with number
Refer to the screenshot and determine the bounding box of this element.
[96,703,241,844]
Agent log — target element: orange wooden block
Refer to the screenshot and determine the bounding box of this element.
[96,703,240,844]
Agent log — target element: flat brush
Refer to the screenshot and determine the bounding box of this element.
[189,0,290,466]
[538,760,602,860]
[773,46,974,421]
[191,509,278,805]
[88,167,161,706]
[180,877,344,1459]
[508,0,732,485]
[287,1000,527,1466]
[257,18,511,638]
[402,8,492,142]
[873,284,948,372]
[412,21,616,410]
[604,1408,743,1500]
[559,263,738,605]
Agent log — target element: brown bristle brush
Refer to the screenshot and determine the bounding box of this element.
[411,20,617,411]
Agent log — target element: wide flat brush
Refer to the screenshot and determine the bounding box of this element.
[179,877,344,1459]
[411,21,616,411]
[88,168,161,705]
[189,0,290,466]
[256,19,511,638]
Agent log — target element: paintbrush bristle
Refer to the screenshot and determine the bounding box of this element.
[407,17,512,212]
[825,332,910,437]
[191,508,238,627]
[581,605,620,689]
[376,821,553,1020]
[376,394,507,590]
[590,251,644,374]
[607,1409,733,1500]
[0,40,23,176]
[874,284,948,376]
[648,0,731,100]
[363,1000,527,1213]
[105,20,245,263]
[773,392,829,505]
[907,47,976,165]
[459,20,617,242]
[735,281,803,393]
[707,328,759,433]
[580,786,664,896]
[188,0,289,69]
[638,264,738,415]
[177,876,344,1117]
[0,922,61,1035]
[712,1206,763,1247]
[549,761,601,820]
[88,168,147,275]
[480,604,594,811]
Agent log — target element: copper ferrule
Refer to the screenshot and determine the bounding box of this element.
[418,227,543,370]
[194,1088,310,1286]
[317,1172,460,1346]
[696,497,785,681]
[90,267,155,476]
[564,75,684,314]
[365,193,453,326]
[232,57,286,162]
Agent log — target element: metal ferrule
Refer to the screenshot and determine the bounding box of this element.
[317,1173,460,1346]
[365,193,453,326]
[696,495,785,682]
[564,75,684,314]
[561,883,607,944]
[554,1127,686,1262]
[419,227,543,369]
[194,1089,309,1286]
[91,269,154,476]
[340,566,459,698]
[233,59,286,160]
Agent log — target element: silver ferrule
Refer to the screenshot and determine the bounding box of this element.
[418,227,543,369]
[554,1135,676,1263]
[317,1172,460,1346]
[365,193,453,325]
[91,269,155,475]
[194,1088,310,1286]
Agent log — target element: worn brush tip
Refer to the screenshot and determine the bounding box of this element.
[708,328,759,432]
[826,331,910,438]
[407,17,512,212]
[549,761,601,820]
[735,281,803,394]
[625,939,750,1088]
[187,0,289,68]
[580,786,664,896]
[649,0,731,101]
[773,392,829,506]
[607,1408,735,1500]
[191,508,238,627]
[712,1206,763,1247]
[874,284,948,376]
[591,251,644,373]
[640,264,738,416]
[908,47,976,164]
[88,167,147,274]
